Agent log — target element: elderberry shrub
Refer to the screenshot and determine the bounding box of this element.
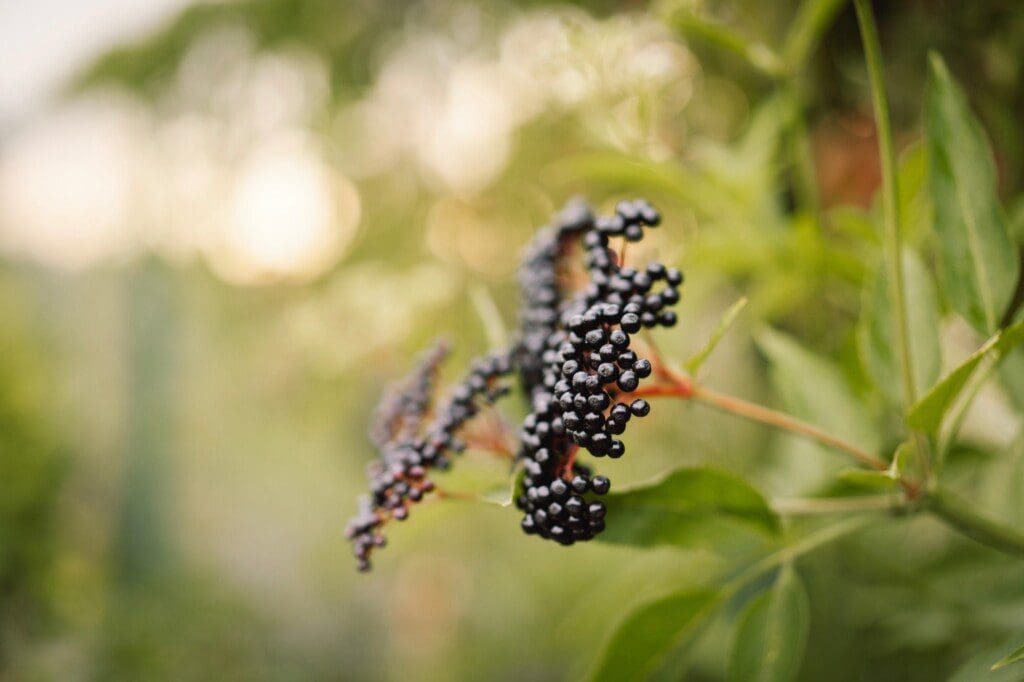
[514,199,682,545]
[346,344,512,571]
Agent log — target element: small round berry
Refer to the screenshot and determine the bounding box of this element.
[617,371,639,392]
[591,476,611,494]
[597,363,619,382]
[605,418,626,435]
[620,313,641,333]
[630,398,651,417]
[633,358,652,378]
[571,475,590,493]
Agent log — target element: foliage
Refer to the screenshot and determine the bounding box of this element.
[4,0,1024,680]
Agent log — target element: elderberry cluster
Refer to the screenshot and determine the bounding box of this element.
[514,199,683,544]
[347,196,684,569]
[346,345,512,571]
[513,198,594,395]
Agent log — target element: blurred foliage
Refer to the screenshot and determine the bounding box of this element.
[2,0,1024,680]
[0,274,64,659]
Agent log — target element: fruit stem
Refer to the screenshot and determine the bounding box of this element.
[634,361,922,497]
[689,384,891,473]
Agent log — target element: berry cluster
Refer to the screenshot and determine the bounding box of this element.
[513,198,594,396]
[347,197,683,569]
[514,199,682,544]
[346,345,512,571]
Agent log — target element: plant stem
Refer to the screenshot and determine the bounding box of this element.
[925,487,1024,559]
[854,0,913,409]
[722,517,875,600]
[689,384,889,471]
[773,495,904,516]
[855,0,932,480]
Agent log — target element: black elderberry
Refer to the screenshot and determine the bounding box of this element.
[591,476,611,495]
[617,371,639,393]
[550,479,569,498]
[610,330,629,349]
[630,398,651,417]
[620,313,641,333]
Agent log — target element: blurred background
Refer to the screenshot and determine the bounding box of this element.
[2,0,1024,679]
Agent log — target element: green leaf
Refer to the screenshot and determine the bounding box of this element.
[992,642,1024,670]
[596,467,780,550]
[925,53,1019,334]
[591,588,721,682]
[780,0,847,71]
[756,328,880,453]
[669,10,784,77]
[950,638,1024,681]
[550,153,738,224]
[907,320,1024,433]
[888,440,916,480]
[858,249,942,404]
[728,565,810,682]
[685,297,748,376]
[478,465,524,508]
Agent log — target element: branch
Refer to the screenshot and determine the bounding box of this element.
[925,487,1024,560]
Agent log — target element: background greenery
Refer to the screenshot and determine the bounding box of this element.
[2,0,1024,679]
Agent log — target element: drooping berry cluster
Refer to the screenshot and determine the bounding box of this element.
[514,199,683,544]
[347,197,683,569]
[346,345,512,571]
